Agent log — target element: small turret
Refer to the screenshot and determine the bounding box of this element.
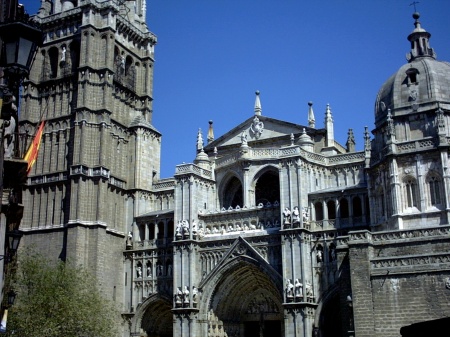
[324,104,334,147]
[254,91,262,116]
[346,129,355,153]
[196,128,204,153]
[308,101,315,128]
[207,120,214,144]
[406,12,436,62]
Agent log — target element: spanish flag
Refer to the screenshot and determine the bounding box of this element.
[24,121,45,174]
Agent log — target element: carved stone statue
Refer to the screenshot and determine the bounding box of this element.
[61,46,66,62]
[192,286,198,303]
[302,207,309,222]
[295,279,303,298]
[316,250,323,263]
[292,206,300,224]
[285,279,294,298]
[175,287,183,305]
[283,207,291,224]
[183,286,190,304]
[181,220,190,236]
[126,231,133,246]
[136,265,142,278]
[305,281,313,297]
[241,131,248,146]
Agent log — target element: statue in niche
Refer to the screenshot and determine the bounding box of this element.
[181,220,190,236]
[175,221,182,237]
[167,262,173,276]
[305,281,313,297]
[183,286,190,303]
[283,207,291,224]
[136,265,142,278]
[175,287,183,305]
[285,279,294,298]
[126,231,133,247]
[302,207,309,222]
[146,263,152,277]
[316,250,323,263]
[329,246,336,262]
[192,286,198,303]
[295,279,303,298]
[192,220,198,236]
[292,206,300,224]
[156,261,163,276]
[61,46,66,62]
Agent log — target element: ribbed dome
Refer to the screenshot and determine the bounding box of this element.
[374,13,450,127]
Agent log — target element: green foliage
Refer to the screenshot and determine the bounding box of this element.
[5,250,119,337]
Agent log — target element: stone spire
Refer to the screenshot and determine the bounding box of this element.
[196,128,204,153]
[406,12,436,62]
[254,91,262,116]
[346,129,355,153]
[207,120,214,143]
[364,126,371,168]
[324,104,334,147]
[308,101,315,128]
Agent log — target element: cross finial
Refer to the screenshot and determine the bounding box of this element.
[409,1,419,12]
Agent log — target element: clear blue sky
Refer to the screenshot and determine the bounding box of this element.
[22,0,450,178]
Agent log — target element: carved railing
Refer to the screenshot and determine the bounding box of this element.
[198,205,281,237]
[175,163,212,179]
[153,178,175,190]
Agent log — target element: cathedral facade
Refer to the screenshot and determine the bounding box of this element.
[18,1,450,336]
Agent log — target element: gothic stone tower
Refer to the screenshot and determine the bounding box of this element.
[18,0,158,306]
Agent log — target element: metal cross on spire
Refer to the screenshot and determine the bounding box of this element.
[410,1,419,12]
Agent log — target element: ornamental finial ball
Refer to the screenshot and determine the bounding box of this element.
[255,90,260,95]
[412,12,420,20]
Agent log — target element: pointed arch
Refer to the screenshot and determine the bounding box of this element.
[219,172,243,209]
[252,165,280,206]
[131,294,173,337]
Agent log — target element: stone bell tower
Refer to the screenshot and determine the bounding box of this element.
[19,0,158,302]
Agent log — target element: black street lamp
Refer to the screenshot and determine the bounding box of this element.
[0,1,42,324]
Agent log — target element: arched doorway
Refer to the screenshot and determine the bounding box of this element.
[317,292,343,337]
[206,260,283,337]
[139,298,173,337]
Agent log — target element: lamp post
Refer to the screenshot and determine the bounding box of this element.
[0,0,42,323]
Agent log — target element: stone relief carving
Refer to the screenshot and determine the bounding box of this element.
[249,115,264,139]
[445,277,450,290]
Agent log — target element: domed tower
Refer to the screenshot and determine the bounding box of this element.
[369,12,450,230]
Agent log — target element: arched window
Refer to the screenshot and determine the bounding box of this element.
[315,202,323,221]
[404,177,418,209]
[48,47,59,78]
[327,200,336,220]
[157,222,164,239]
[148,223,155,240]
[254,170,280,206]
[339,198,349,218]
[222,176,243,209]
[427,174,442,206]
[353,196,362,217]
[138,223,145,241]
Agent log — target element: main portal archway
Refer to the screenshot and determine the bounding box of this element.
[138,297,173,337]
[206,260,283,337]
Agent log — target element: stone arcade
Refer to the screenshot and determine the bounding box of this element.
[18,1,450,336]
